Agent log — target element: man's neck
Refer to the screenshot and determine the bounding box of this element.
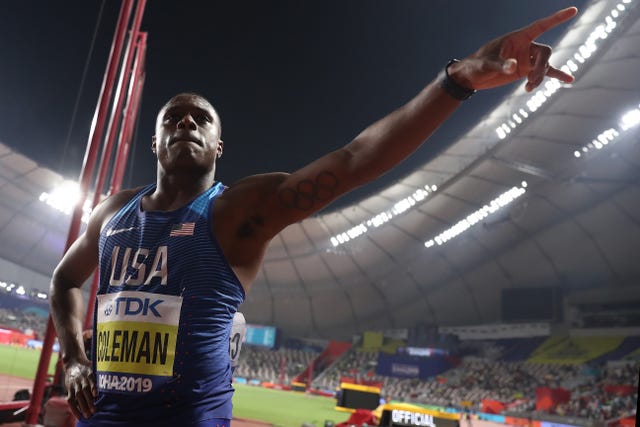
[146,170,217,211]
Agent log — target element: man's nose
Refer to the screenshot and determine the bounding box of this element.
[177,114,197,130]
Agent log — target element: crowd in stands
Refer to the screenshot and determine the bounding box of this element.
[552,363,638,421]
[237,340,638,423]
[0,307,47,338]
[234,345,319,384]
[317,345,638,421]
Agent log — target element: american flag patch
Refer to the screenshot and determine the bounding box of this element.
[169,222,195,237]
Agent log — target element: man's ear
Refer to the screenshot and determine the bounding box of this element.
[217,139,224,158]
[151,135,157,154]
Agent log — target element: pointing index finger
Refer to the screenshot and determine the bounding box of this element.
[522,7,578,40]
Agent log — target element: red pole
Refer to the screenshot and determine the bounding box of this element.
[91,0,146,203]
[307,359,314,390]
[25,1,134,424]
[84,0,146,329]
[112,33,147,193]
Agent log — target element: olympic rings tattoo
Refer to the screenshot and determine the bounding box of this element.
[278,171,339,211]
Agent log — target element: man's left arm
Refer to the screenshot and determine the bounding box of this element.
[248,7,578,238]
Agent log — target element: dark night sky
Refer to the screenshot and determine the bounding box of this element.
[0,0,586,211]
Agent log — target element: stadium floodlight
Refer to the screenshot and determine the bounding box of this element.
[15,286,26,296]
[330,185,439,247]
[39,180,94,223]
[424,182,527,248]
[575,120,630,160]
[620,107,640,131]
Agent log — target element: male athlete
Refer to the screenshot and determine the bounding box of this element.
[50,7,578,426]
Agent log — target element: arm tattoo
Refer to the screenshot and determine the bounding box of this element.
[278,171,339,211]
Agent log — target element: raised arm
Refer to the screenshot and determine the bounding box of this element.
[234,7,577,238]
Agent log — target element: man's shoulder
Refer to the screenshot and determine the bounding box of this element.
[92,186,147,227]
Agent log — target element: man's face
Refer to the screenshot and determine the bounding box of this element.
[152,94,222,174]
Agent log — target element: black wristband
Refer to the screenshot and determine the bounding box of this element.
[440,59,476,101]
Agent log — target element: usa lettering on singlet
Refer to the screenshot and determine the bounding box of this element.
[90,182,245,424]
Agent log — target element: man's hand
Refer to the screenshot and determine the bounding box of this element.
[449,7,578,92]
[64,358,97,419]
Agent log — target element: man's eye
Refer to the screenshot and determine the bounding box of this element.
[195,114,210,124]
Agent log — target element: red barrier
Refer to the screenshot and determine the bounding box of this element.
[504,416,532,426]
[604,384,636,396]
[481,399,506,414]
[0,328,33,346]
[535,387,571,411]
[619,416,636,427]
[336,409,377,427]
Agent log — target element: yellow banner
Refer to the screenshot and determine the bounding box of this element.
[528,336,624,364]
[96,321,177,376]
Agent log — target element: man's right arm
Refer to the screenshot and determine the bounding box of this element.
[50,228,100,369]
[49,189,136,418]
[49,211,101,418]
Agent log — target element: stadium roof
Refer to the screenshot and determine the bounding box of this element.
[0,0,639,339]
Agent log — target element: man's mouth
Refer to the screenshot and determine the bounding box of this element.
[169,136,202,146]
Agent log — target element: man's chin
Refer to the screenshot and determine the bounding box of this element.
[163,157,213,175]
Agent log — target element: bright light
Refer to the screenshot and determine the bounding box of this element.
[330,184,439,247]
[620,108,640,130]
[39,181,94,223]
[15,286,26,296]
[425,183,527,248]
[577,126,623,159]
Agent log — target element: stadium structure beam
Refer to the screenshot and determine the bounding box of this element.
[112,32,147,193]
[84,0,147,330]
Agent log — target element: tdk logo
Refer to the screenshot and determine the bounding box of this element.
[113,296,163,317]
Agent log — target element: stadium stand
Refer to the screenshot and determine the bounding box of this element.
[234,345,320,385]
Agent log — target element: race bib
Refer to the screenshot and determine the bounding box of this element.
[229,312,246,367]
[95,291,182,394]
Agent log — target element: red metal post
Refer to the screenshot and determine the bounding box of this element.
[84,0,146,330]
[307,359,314,389]
[112,33,147,193]
[24,1,134,424]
